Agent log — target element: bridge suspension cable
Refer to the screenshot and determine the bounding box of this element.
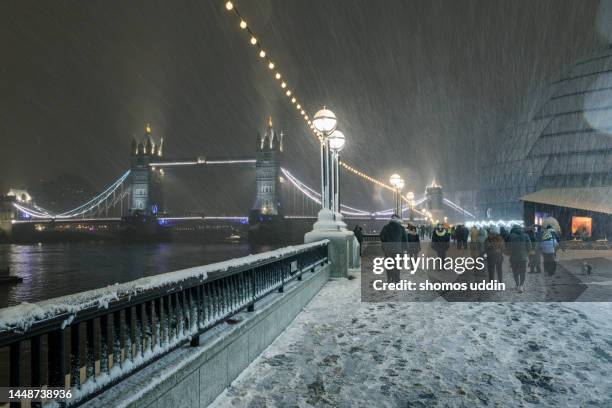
[55,170,131,217]
[13,171,131,219]
[281,167,429,218]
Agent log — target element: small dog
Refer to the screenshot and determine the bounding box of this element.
[582,262,592,275]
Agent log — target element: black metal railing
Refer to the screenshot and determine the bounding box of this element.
[0,241,328,407]
[362,233,380,242]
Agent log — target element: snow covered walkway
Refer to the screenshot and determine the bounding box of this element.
[212,244,612,407]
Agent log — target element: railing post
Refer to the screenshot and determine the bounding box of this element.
[9,341,20,408]
[31,335,43,387]
[70,323,81,389]
[189,287,201,347]
[278,264,284,293]
[100,315,110,375]
[48,329,67,390]
[247,269,255,312]
[146,301,155,354]
[112,311,122,369]
[154,298,163,349]
[85,319,97,381]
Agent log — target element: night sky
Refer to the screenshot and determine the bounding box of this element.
[0,0,606,215]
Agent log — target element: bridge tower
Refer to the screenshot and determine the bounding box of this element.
[426,179,445,223]
[129,125,164,216]
[0,195,17,241]
[249,117,286,242]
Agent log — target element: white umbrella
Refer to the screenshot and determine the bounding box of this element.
[542,217,561,234]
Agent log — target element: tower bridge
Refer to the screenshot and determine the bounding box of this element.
[0,119,475,244]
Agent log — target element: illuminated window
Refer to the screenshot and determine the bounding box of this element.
[571,216,592,238]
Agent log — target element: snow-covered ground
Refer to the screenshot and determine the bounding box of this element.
[212,245,612,407]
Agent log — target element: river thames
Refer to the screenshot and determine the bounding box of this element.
[0,242,276,307]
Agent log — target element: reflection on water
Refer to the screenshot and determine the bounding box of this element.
[0,242,277,308]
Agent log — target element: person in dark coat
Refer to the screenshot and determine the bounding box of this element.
[431,223,450,269]
[353,225,364,255]
[379,215,408,283]
[454,224,467,250]
[526,225,542,274]
[505,225,532,292]
[406,224,421,260]
[484,226,504,283]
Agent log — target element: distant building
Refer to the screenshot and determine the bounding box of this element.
[479,46,612,238]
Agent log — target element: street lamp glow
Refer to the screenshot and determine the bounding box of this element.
[313,108,337,134]
[328,130,346,151]
[407,191,414,201]
[389,173,402,187]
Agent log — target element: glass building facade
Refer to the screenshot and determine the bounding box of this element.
[479,46,612,219]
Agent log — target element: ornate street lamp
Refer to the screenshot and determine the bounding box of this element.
[305,108,354,278]
[313,108,338,211]
[328,130,345,214]
[389,174,404,220]
[407,191,415,221]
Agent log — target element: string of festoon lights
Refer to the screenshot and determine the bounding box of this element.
[224,1,405,197]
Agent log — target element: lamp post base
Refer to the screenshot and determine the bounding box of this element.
[304,209,359,278]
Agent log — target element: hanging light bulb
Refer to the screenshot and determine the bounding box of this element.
[259,50,266,58]
[240,20,247,29]
[296,104,301,109]
[275,72,281,79]
[250,36,257,45]
[281,82,286,88]
[268,62,275,69]
[225,1,234,10]
[291,97,296,103]
[286,90,292,96]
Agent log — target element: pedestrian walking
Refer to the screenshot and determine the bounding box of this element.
[406,224,421,259]
[353,225,364,255]
[505,224,531,293]
[455,224,468,250]
[540,226,560,276]
[431,223,450,270]
[526,225,542,274]
[484,226,504,283]
[379,214,408,283]
[470,225,480,258]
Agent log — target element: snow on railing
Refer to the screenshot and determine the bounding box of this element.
[0,240,329,406]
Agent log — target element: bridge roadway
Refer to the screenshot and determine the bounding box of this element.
[212,242,612,407]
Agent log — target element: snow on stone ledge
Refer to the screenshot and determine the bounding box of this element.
[0,240,329,332]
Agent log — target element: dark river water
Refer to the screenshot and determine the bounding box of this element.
[0,242,277,308]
